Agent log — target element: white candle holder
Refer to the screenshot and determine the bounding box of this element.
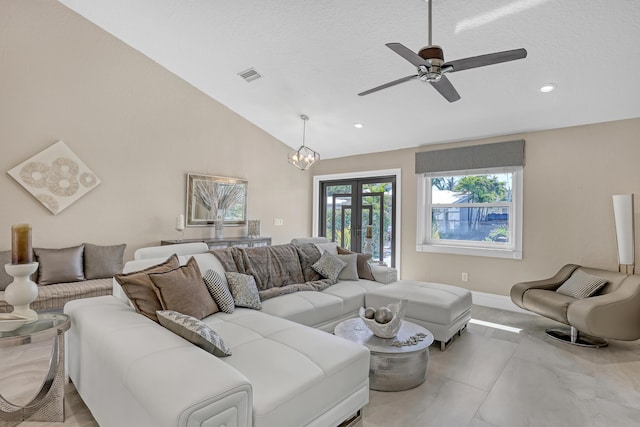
[364,238,374,255]
[4,262,39,321]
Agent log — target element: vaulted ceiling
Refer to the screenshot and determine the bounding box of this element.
[58,0,640,159]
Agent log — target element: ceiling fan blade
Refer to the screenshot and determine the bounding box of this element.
[358,75,419,96]
[386,43,430,68]
[430,75,461,103]
[444,48,527,73]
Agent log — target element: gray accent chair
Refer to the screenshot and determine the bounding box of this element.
[511,264,640,347]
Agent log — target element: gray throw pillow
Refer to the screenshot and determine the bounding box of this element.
[34,245,85,285]
[156,310,231,357]
[336,253,359,281]
[337,246,375,280]
[225,272,262,310]
[312,251,347,284]
[203,269,235,314]
[556,270,608,299]
[83,243,126,279]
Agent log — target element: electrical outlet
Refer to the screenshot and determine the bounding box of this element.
[461,272,468,282]
[273,218,284,226]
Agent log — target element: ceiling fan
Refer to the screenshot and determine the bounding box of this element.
[358,0,527,102]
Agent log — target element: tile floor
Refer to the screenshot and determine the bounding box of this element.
[12,305,640,427]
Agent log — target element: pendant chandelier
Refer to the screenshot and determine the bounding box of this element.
[288,114,320,170]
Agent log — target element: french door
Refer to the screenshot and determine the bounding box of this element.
[319,176,396,267]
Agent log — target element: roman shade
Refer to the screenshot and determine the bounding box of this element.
[415,140,525,174]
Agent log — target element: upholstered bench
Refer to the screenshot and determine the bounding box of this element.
[365,280,472,350]
[1,243,124,313]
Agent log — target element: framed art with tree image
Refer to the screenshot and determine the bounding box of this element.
[186,173,247,227]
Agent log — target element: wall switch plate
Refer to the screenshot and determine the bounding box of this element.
[461,272,468,282]
[273,218,284,226]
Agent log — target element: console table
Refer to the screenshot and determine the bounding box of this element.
[0,313,70,425]
[161,237,271,249]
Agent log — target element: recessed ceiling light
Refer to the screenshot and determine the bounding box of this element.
[354,123,363,129]
[539,83,556,93]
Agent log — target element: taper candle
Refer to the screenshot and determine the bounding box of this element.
[11,224,32,265]
[366,225,373,239]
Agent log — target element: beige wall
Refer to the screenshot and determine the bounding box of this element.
[0,0,313,260]
[314,118,640,296]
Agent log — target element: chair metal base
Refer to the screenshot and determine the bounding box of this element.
[545,326,608,348]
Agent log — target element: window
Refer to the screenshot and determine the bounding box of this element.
[417,166,523,259]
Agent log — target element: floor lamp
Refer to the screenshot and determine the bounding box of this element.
[613,194,635,274]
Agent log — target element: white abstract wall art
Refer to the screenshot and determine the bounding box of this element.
[7,140,101,215]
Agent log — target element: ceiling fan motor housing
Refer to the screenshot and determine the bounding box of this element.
[418,45,444,81]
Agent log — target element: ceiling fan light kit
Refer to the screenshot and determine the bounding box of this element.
[288,115,320,170]
[358,0,527,102]
[539,83,557,93]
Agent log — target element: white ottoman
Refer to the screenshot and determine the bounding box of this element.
[365,280,472,351]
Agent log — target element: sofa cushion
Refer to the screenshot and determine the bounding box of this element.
[150,257,218,320]
[260,291,344,326]
[206,310,369,427]
[225,272,262,310]
[314,241,338,255]
[337,246,375,280]
[556,269,608,299]
[34,245,85,285]
[322,280,384,315]
[157,310,231,357]
[523,289,574,324]
[115,254,180,322]
[312,251,346,284]
[203,269,235,314]
[83,243,126,279]
[336,253,359,281]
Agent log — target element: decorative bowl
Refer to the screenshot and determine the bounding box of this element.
[0,313,30,332]
[359,299,407,338]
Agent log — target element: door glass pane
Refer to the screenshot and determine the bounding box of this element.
[325,185,352,247]
[361,182,393,265]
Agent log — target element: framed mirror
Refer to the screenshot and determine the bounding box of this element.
[186,173,247,226]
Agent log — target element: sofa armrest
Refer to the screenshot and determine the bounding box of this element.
[568,274,640,340]
[510,264,579,309]
[65,297,252,427]
[371,265,398,284]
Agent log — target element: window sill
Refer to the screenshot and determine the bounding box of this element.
[416,243,522,260]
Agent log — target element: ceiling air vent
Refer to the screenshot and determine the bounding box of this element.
[238,68,262,82]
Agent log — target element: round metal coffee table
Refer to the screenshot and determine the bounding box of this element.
[334,318,434,391]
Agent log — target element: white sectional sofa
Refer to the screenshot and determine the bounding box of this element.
[65,240,398,427]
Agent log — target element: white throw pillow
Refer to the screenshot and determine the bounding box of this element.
[336,253,359,281]
[314,242,338,255]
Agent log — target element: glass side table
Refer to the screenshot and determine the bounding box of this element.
[0,313,70,426]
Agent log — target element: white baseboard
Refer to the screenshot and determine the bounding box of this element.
[471,291,531,314]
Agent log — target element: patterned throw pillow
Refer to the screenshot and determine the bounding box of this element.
[312,251,347,284]
[203,269,235,314]
[156,310,231,357]
[225,272,262,310]
[556,270,608,299]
